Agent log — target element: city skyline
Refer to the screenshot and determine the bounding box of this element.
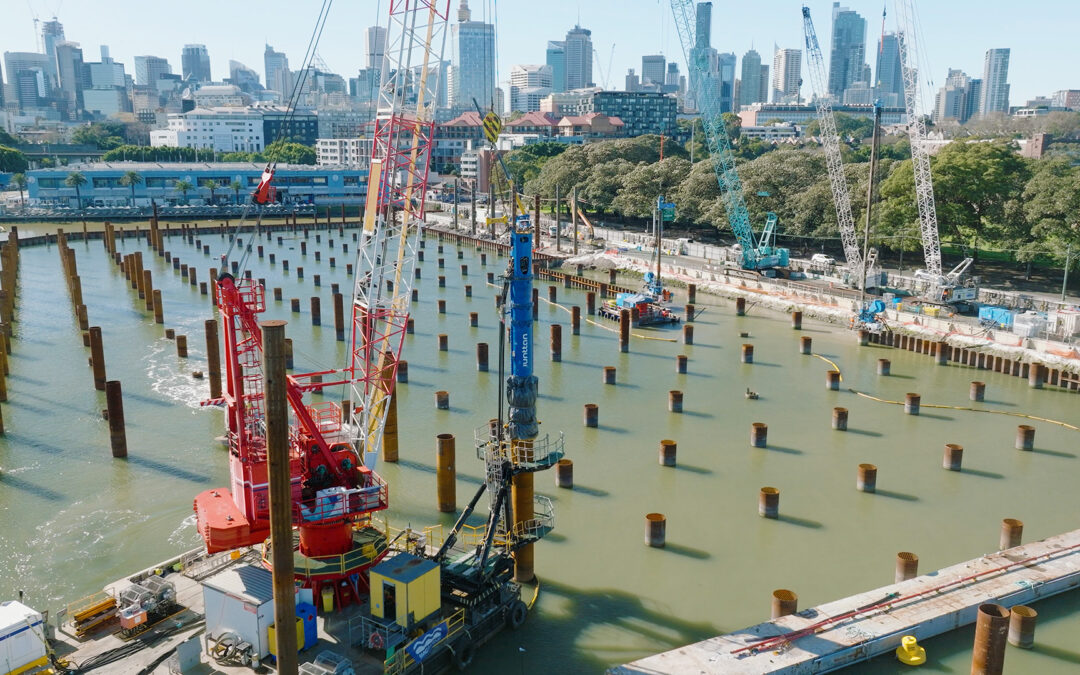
[0,1,1074,110]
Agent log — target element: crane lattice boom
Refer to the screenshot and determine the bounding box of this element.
[349,1,450,470]
[894,0,943,279]
[801,6,862,271]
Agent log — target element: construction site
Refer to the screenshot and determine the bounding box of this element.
[0,1,1078,675]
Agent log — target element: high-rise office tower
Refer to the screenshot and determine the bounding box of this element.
[979,48,1010,117]
[449,0,495,110]
[264,45,291,95]
[625,68,640,92]
[696,2,712,51]
[564,25,593,90]
[874,33,902,107]
[135,55,172,87]
[509,63,553,112]
[828,3,868,98]
[364,26,387,70]
[772,48,802,103]
[739,49,763,107]
[758,64,769,103]
[181,44,211,82]
[642,55,666,86]
[41,18,64,90]
[717,52,736,113]
[4,52,52,111]
[54,41,85,118]
[546,41,566,93]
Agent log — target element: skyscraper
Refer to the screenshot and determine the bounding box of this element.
[717,52,736,113]
[625,69,640,93]
[758,64,770,103]
[364,26,387,70]
[828,3,867,99]
[54,41,85,119]
[979,48,1010,117]
[181,44,211,82]
[874,33,902,107]
[41,18,64,91]
[264,45,291,96]
[739,49,763,107]
[546,41,566,93]
[509,64,553,112]
[4,52,52,111]
[932,68,973,123]
[696,2,712,51]
[449,0,495,110]
[642,55,666,86]
[134,55,172,87]
[772,48,801,103]
[564,25,593,90]
[229,61,261,93]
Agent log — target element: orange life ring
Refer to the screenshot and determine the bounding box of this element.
[368,631,385,650]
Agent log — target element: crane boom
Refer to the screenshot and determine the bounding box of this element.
[801,6,862,271]
[349,1,450,471]
[669,0,787,270]
[894,0,943,279]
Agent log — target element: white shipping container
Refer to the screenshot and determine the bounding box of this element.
[201,563,276,659]
[0,601,47,675]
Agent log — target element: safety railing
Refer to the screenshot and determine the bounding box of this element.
[383,608,467,675]
[473,426,565,472]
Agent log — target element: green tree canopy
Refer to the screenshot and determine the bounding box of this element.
[263,140,315,165]
[505,142,567,189]
[1020,157,1080,264]
[0,145,29,173]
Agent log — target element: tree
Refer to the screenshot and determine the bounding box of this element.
[11,173,27,209]
[721,112,742,142]
[611,157,692,218]
[229,180,244,204]
[64,171,88,208]
[71,122,126,150]
[174,179,194,204]
[1021,158,1080,268]
[0,129,20,146]
[263,140,316,165]
[118,170,143,206]
[804,112,875,141]
[0,145,29,173]
[505,141,567,189]
[204,179,219,205]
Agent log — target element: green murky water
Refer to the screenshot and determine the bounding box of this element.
[0,225,1078,674]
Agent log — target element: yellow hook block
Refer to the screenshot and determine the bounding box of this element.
[895,635,926,666]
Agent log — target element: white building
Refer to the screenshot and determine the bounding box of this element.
[150,107,264,152]
[316,137,372,167]
[193,84,248,108]
[979,48,1010,117]
[509,64,553,113]
[772,48,802,104]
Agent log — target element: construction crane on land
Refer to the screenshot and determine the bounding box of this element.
[668,0,788,273]
[594,44,615,89]
[894,0,977,307]
[801,6,878,288]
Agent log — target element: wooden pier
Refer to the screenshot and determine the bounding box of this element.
[611,528,1080,674]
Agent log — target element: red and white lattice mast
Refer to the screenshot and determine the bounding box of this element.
[348,1,450,470]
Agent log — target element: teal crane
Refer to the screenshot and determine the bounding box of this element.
[669,0,789,272]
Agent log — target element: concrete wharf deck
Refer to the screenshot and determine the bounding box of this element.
[612,528,1080,674]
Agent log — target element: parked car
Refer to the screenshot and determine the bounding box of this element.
[811,253,836,265]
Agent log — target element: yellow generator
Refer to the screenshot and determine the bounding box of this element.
[368,554,440,628]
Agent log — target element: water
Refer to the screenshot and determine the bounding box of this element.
[1,226,1078,674]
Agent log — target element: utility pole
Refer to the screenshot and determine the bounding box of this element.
[1063,243,1073,302]
[555,185,562,253]
[262,319,298,675]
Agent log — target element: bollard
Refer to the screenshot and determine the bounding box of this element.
[438,257,444,268]
[676,354,688,374]
[310,297,321,326]
[644,513,666,548]
[857,463,877,493]
[668,390,683,413]
[1008,606,1037,649]
[741,343,754,363]
[685,304,695,322]
[750,422,768,448]
[858,329,869,346]
[201,282,208,296]
[438,334,448,352]
[205,319,222,399]
[105,380,127,457]
[971,604,1010,675]
[464,284,472,298]
[935,341,949,365]
[771,589,797,619]
[396,361,408,383]
[687,283,696,304]
[176,335,188,358]
[832,407,848,431]
[736,297,746,316]
[659,439,676,467]
[480,253,487,265]
[904,393,921,415]
[971,381,986,402]
[895,552,919,582]
[406,318,414,334]
[791,311,802,330]
[586,291,596,315]
[291,298,300,313]
[943,443,963,471]
[826,370,841,390]
[555,459,574,488]
[313,274,321,287]
[1000,518,1023,550]
[1015,425,1035,451]
[1028,363,1044,389]
[877,358,891,376]
[583,403,598,428]
[682,324,694,345]
[603,366,616,385]
[438,299,446,314]
[88,327,107,391]
[550,324,562,362]
[619,309,630,352]
[438,275,446,288]
[571,305,581,335]
[469,311,478,328]
[333,293,345,341]
[415,268,421,280]
[436,433,456,513]
[476,343,489,371]
[435,390,449,410]
[548,285,557,303]
[412,289,419,302]
[800,335,812,355]
[297,267,303,280]
[152,290,164,324]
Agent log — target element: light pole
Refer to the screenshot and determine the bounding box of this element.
[1063,243,1073,302]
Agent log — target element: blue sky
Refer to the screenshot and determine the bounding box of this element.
[1,0,1073,107]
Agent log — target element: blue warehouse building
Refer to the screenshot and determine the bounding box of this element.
[25,162,369,208]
